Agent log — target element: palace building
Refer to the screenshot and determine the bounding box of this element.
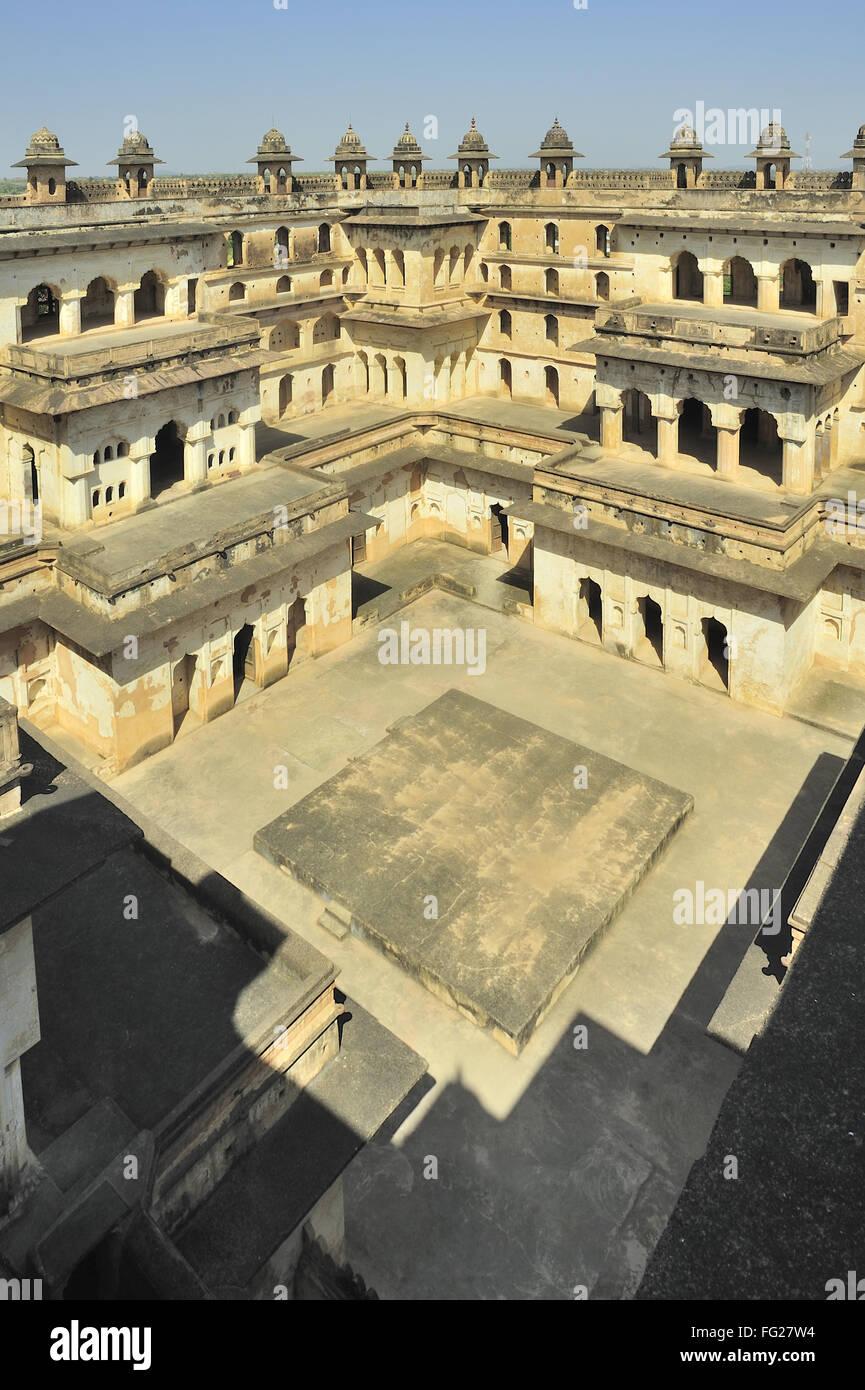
[3,112,865,1301]
[1,115,865,769]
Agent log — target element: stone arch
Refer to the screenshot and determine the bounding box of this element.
[499,308,512,338]
[499,264,512,291]
[545,365,559,406]
[21,283,60,341]
[499,358,512,398]
[740,406,783,485]
[322,363,335,405]
[278,374,293,416]
[622,388,656,452]
[393,356,407,401]
[498,221,511,251]
[544,222,559,254]
[672,249,703,301]
[81,276,116,330]
[595,271,610,301]
[229,281,246,302]
[678,396,717,467]
[372,353,387,397]
[226,230,244,267]
[723,255,757,306]
[544,313,558,346]
[780,258,816,311]
[545,267,559,295]
[149,420,187,498]
[317,223,331,254]
[134,269,166,321]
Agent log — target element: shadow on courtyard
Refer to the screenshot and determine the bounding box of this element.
[3,725,850,1301]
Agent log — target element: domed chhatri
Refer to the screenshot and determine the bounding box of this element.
[15,126,75,163]
[329,124,374,189]
[391,123,428,185]
[247,125,303,193]
[260,127,290,152]
[747,120,799,189]
[752,120,794,154]
[530,116,583,186]
[458,117,488,153]
[659,122,712,187]
[27,126,61,152]
[448,118,498,187]
[333,124,372,158]
[11,124,77,203]
[841,122,865,189]
[392,122,426,158]
[107,127,164,199]
[109,128,162,163]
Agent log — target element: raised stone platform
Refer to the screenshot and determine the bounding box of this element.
[255,688,693,1052]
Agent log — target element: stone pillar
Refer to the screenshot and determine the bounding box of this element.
[757,275,779,312]
[129,451,151,506]
[716,425,741,478]
[59,293,82,338]
[238,421,257,470]
[781,435,814,494]
[703,270,724,308]
[187,433,208,487]
[600,402,623,452]
[68,476,91,527]
[116,287,136,328]
[656,413,680,465]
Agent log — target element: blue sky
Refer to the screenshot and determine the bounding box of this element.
[3,0,863,176]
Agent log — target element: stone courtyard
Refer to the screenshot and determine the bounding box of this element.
[106,562,850,1297]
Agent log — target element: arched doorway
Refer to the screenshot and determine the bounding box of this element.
[595,271,610,301]
[322,363,335,405]
[673,250,703,301]
[150,421,186,498]
[23,444,38,503]
[499,359,512,399]
[740,408,782,485]
[636,595,664,666]
[278,374,293,416]
[780,259,816,312]
[81,277,115,330]
[287,596,307,669]
[622,388,656,452]
[21,284,59,341]
[393,357,407,400]
[701,617,729,690]
[578,577,603,643]
[233,624,256,701]
[723,256,757,307]
[171,653,198,735]
[489,503,508,554]
[545,365,559,407]
[372,354,387,397]
[134,270,165,322]
[678,397,716,467]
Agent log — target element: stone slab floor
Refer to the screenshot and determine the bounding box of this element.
[111,577,851,1300]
